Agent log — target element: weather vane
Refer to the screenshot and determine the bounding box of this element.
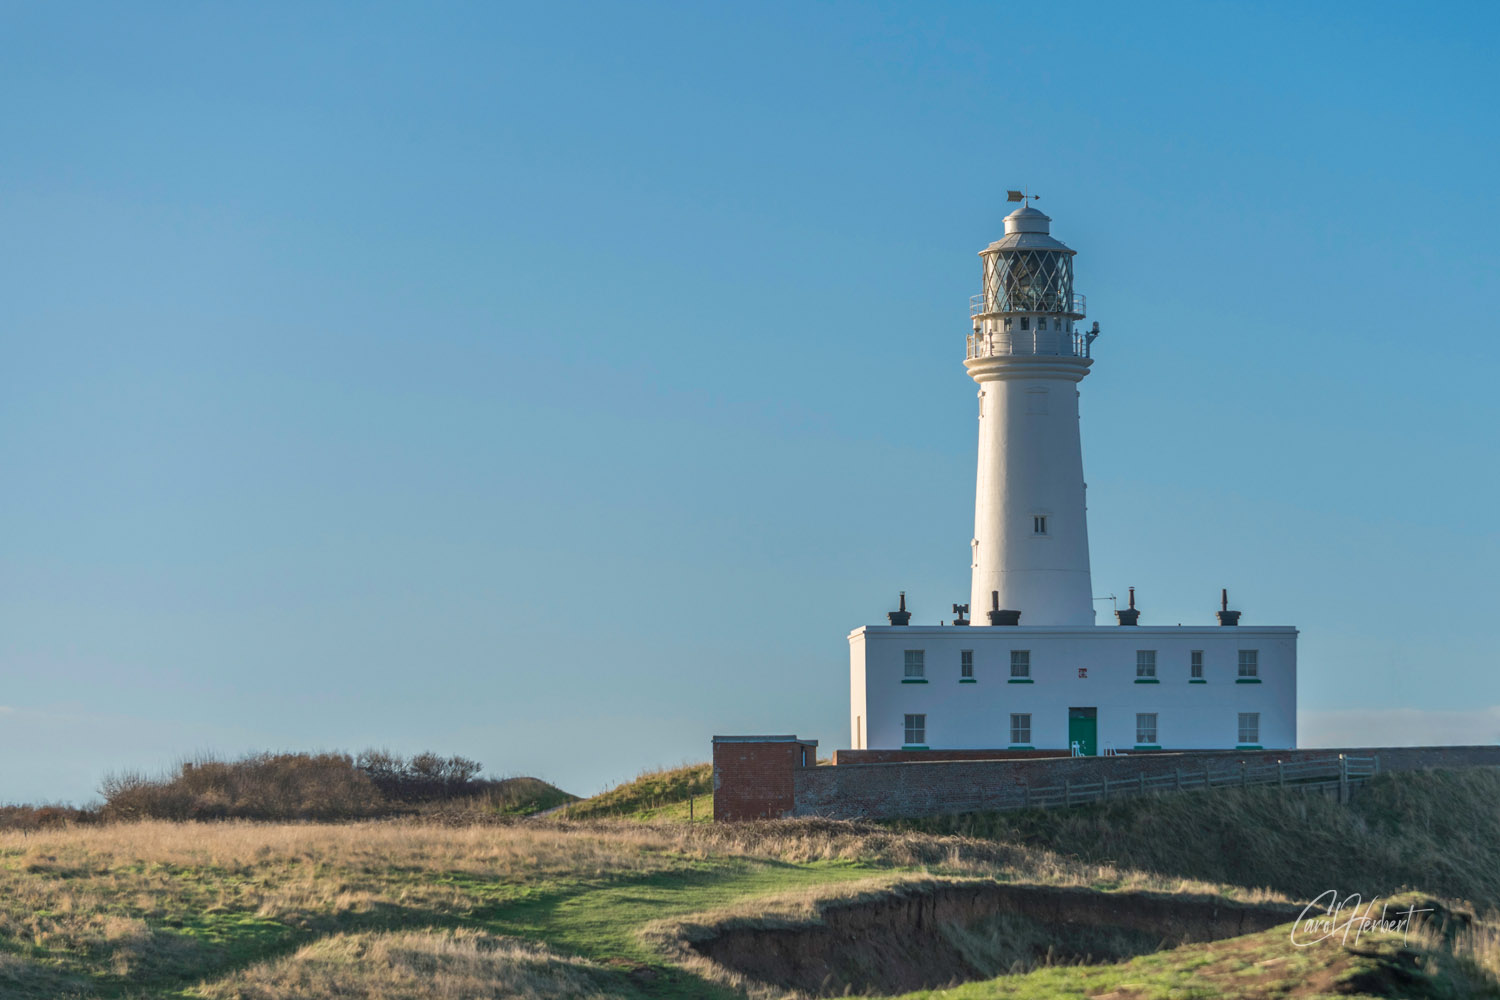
[1006,188,1041,207]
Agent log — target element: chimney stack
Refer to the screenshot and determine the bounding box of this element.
[987,590,1021,626]
[1216,588,1241,626]
[1115,586,1141,626]
[887,591,912,627]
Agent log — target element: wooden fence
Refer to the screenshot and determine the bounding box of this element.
[1017,754,1380,811]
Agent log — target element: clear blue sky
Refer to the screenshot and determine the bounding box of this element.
[2,2,1497,803]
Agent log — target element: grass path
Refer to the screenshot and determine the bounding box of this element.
[483,857,876,961]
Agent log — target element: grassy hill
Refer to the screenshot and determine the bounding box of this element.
[559,763,712,822]
[890,767,1500,910]
[1,766,1498,998]
[84,751,579,824]
[477,775,579,816]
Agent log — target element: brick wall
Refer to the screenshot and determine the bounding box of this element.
[712,736,818,822]
[791,745,1500,820]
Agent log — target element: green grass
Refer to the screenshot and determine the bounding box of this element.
[0,819,903,999]
[487,858,875,961]
[560,763,713,822]
[889,768,1500,911]
[5,767,1500,998]
[486,776,579,816]
[888,921,1484,1000]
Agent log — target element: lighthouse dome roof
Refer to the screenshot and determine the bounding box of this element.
[1004,205,1051,233]
[983,203,1074,254]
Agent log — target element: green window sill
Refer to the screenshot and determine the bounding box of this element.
[1134,678,1159,684]
[1235,677,1262,684]
[1008,745,1034,750]
[1134,744,1161,750]
[901,678,928,684]
[1189,679,1207,684]
[902,744,928,750]
[958,678,977,683]
[1008,678,1033,684]
[1236,744,1263,750]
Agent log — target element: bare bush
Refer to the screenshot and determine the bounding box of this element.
[99,752,386,822]
[94,750,563,823]
[355,750,486,803]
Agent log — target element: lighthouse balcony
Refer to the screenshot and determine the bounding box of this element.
[970,292,1086,319]
[968,329,1093,360]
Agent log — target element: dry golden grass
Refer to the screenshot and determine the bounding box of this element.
[0,816,1344,998]
[190,929,615,1000]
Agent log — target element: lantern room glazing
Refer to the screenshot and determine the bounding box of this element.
[968,205,1091,360]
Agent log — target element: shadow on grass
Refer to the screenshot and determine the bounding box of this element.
[44,862,791,1000]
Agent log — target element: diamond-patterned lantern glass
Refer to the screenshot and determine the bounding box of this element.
[984,250,1075,315]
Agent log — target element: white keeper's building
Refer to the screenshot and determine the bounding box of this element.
[849,203,1297,755]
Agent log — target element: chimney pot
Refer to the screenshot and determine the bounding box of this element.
[1216,588,1240,626]
[887,591,912,627]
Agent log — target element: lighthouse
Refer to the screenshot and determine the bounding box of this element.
[843,200,1299,756]
[967,203,1096,626]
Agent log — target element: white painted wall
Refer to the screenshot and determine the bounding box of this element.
[850,625,1297,752]
[968,357,1094,625]
[849,630,868,750]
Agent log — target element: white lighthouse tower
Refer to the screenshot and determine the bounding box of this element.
[845,199,1299,756]
[967,203,1096,626]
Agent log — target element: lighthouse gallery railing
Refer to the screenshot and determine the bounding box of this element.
[968,330,1092,360]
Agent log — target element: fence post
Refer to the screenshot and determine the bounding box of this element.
[1175,767,1182,791]
[1373,754,1381,776]
[689,796,694,822]
[1339,754,1349,804]
[1139,771,1146,795]
[1023,782,1030,808]
[1064,778,1072,807]
[1204,767,1211,789]
[1241,762,1248,787]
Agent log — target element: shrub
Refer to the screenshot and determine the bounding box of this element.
[355,750,485,803]
[0,803,98,830]
[95,749,574,822]
[100,752,386,822]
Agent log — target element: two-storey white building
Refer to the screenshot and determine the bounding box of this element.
[849,201,1297,754]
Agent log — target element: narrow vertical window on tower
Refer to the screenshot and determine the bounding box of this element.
[1136,650,1157,679]
[1238,712,1261,747]
[960,649,974,680]
[1009,713,1031,746]
[904,714,927,747]
[1033,516,1047,535]
[1010,650,1031,679]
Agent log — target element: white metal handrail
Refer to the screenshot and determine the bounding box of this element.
[969,292,1087,318]
[967,331,1089,360]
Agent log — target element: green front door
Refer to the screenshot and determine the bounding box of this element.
[1068,707,1098,756]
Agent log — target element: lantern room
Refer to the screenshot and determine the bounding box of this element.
[968,205,1091,360]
